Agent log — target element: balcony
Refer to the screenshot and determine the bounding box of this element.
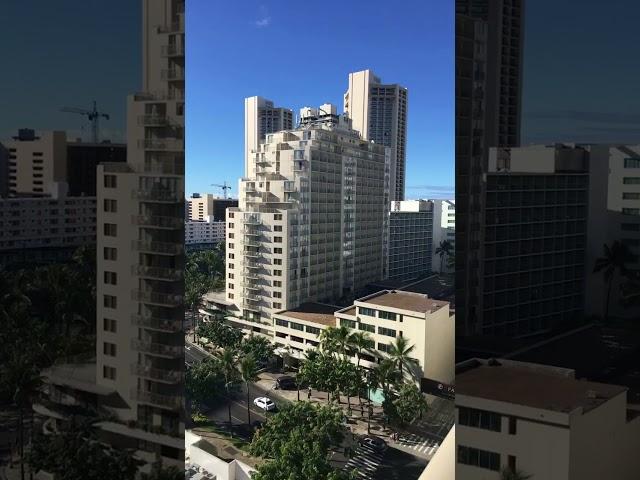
[132,290,183,307]
[138,115,170,126]
[161,69,185,82]
[132,240,184,255]
[244,250,261,258]
[132,265,183,281]
[132,214,182,229]
[138,138,184,151]
[244,240,260,248]
[131,314,182,332]
[131,339,183,358]
[158,20,184,34]
[134,91,185,102]
[244,216,261,225]
[143,158,184,175]
[131,364,183,383]
[245,294,261,302]
[132,188,183,203]
[131,389,181,410]
[243,229,260,236]
[161,44,185,57]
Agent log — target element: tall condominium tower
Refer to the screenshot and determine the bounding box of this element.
[225,104,390,336]
[244,96,293,175]
[344,69,408,201]
[455,0,525,337]
[95,0,185,467]
[388,200,434,281]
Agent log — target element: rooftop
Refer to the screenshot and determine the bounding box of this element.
[456,359,627,414]
[356,290,449,315]
[276,302,340,326]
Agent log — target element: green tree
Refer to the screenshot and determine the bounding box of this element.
[240,335,274,365]
[197,317,243,349]
[435,239,453,272]
[374,359,401,409]
[240,354,258,425]
[319,326,352,359]
[391,383,428,426]
[348,331,375,368]
[185,357,227,414]
[218,347,241,427]
[593,241,636,322]
[386,336,420,381]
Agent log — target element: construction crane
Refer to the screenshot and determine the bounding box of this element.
[61,100,109,143]
[211,181,232,199]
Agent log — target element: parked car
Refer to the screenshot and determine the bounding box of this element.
[359,435,387,453]
[253,396,276,411]
[274,375,297,390]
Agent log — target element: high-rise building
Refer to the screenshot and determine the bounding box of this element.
[344,69,408,201]
[225,105,389,330]
[244,96,293,175]
[4,129,68,197]
[66,141,127,196]
[388,200,434,281]
[455,0,525,338]
[35,0,186,470]
[186,193,238,221]
[432,199,456,273]
[0,143,8,198]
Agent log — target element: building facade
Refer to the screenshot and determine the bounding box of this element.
[388,200,434,281]
[66,142,127,197]
[344,69,408,201]
[432,199,456,273]
[186,193,238,221]
[185,217,225,247]
[225,105,390,328]
[456,358,640,480]
[244,96,293,175]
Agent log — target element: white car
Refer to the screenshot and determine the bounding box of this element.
[253,396,276,411]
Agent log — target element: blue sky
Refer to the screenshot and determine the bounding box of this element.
[186,0,454,200]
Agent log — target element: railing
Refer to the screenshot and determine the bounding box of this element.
[161,44,185,57]
[143,158,184,175]
[131,314,182,332]
[134,91,185,102]
[161,69,185,81]
[102,163,131,173]
[244,250,261,258]
[132,215,183,229]
[132,265,183,281]
[138,115,169,126]
[132,188,183,202]
[131,339,183,358]
[132,290,183,307]
[138,138,184,151]
[131,364,184,383]
[132,240,183,255]
[131,389,182,409]
[157,21,184,33]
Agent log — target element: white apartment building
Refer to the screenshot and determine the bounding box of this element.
[244,96,293,174]
[389,200,434,281]
[36,0,185,471]
[186,193,238,221]
[225,104,390,328]
[344,69,408,201]
[5,129,67,197]
[0,184,96,266]
[185,217,225,246]
[268,290,454,384]
[432,199,455,273]
[455,358,640,480]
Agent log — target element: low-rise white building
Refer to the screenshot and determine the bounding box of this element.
[185,216,225,246]
[456,358,640,480]
[186,430,256,480]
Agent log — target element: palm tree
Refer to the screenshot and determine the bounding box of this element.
[240,354,258,425]
[435,240,453,273]
[593,241,636,323]
[387,336,420,380]
[348,331,375,368]
[375,359,401,397]
[500,467,532,480]
[217,348,238,428]
[319,326,351,360]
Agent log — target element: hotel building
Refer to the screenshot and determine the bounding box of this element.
[388,200,434,281]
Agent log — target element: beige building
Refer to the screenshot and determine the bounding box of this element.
[36,0,185,471]
[344,69,408,201]
[456,358,640,480]
[244,96,293,175]
[225,104,390,327]
[186,193,238,221]
[5,129,67,197]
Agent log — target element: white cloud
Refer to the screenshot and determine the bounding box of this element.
[254,5,271,27]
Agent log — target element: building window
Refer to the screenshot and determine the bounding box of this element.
[104,247,117,260]
[624,158,640,168]
[228,273,234,279]
[103,199,117,212]
[228,293,234,299]
[306,325,320,335]
[274,270,282,276]
[274,214,282,220]
[229,263,234,269]
[273,280,282,287]
[273,302,282,309]
[379,311,397,321]
[274,225,283,232]
[458,446,500,471]
[378,343,392,353]
[623,192,640,200]
[378,327,396,338]
[275,318,288,328]
[508,417,517,435]
[359,322,375,333]
[103,342,116,356]
[228,283,234,289]
[228,222,234,228]
[622,223,640,232]
[290,322,304,331]
[274,236,282,243]
[274,248,283,254]
[103,295,117,309]
[274,259,282,265]
[104,223,117,236]
[229,233,234,239]
[273,292,282,298]
[291,336,304,344]
[622,208,640,216]
[103,318,117,333]
[104,175,117,188]
[228,243,234,249]
[359,307,376,317]
[228,212,234,218]
[458,407,501,432]
[229,253,234,259]
[103,365,116,380]
[104,271,117,285]
[340,319,356,329]
[623,177,640,184]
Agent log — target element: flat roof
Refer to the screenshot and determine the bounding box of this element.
[276,302,339,326]
[456,361,627,414]
[357,290,449,315]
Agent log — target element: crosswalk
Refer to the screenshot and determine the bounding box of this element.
[395,433,440,457]
[344,445,384,480]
